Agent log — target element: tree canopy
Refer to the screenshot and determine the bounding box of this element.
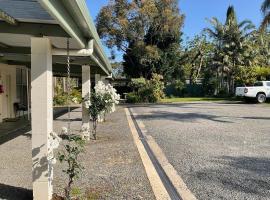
[96,2,270,97]
[96,0,185,80]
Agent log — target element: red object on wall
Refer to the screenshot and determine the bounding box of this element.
[0,85,4,94]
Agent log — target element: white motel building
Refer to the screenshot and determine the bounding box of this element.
[0,0,112,199]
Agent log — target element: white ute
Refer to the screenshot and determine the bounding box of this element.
[235,81,270,103]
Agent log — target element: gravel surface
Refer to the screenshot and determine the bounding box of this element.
[131,102,270,200]
[53,106,155,199]
[0,106,155,200]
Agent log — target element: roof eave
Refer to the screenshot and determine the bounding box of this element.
[74,0,112,74]
[39,0,112,76]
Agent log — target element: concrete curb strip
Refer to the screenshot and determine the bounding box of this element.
[130,108,197,200]
[125,108,171,200]
[146,135,197,200]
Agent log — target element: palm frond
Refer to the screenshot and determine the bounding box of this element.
[260,12,270,31]
[238,20,254,28]
[203,28,217,37]
[261,0,270,14]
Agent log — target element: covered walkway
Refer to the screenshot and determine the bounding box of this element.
[0,0,112,199]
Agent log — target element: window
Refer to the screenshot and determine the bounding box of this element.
[254,82,263,87]
[16,68,29,105]
[267,82,270,87]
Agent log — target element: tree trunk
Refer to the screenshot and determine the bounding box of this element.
[195,56,204,83]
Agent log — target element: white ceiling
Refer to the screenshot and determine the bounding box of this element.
[0,33,81,49]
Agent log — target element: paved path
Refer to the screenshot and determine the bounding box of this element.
[131,102,270,200]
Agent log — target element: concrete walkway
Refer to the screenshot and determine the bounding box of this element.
[0,106,155,200]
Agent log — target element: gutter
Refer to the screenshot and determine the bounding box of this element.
[74,0,112,74]
[51,39,110,75]
[39,0,112,75]
[52,40,94,57]
[38,0,86,49]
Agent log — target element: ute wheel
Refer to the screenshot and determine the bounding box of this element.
[256,93,266,103]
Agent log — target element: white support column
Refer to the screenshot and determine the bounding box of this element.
[26,67,30,120]
[81,65,91,140]
[31,37,53,200]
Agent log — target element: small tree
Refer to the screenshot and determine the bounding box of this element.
[58,135,85,200]
[94,81,120,121]
[88,92,106,140]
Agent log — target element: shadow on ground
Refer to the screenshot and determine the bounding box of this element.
[194,156,270,198]
[0,125,31,145]
[0,184,33,200]
[135,110,233,123]
[54,118,82,122]
[0,107,80,145]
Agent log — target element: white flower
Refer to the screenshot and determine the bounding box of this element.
[61,127,68,135]
[83,100,91,108]
[94,81,120,111]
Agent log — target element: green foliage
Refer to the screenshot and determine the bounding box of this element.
[58,135,85,200]
[126,92,141,103]
[53,77,82,106]
[165,80,186,97]
[53,88,82,106]
[127,73,165,103]
[255,66,270,80]
[98,2,270,98]
[203,5,260,95]
[88,92,106,140]
[202,69,218,96]
[70,187,83,200]
[96,0,184,80]
[130,77,147,91]
[148,73,165,101]
[71,88,82,104]
[183,34,214,84]
[54,94,67,106]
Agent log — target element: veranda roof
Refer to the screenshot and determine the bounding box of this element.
[0,0,112,77]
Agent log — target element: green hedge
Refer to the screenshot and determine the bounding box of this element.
[126,74,165,103]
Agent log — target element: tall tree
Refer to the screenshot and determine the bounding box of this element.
[261,0,270,30]
[183,34,214,84]
[96,0,184,79]
[205,6,255,94]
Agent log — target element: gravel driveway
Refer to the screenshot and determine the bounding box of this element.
[131,102,270,200]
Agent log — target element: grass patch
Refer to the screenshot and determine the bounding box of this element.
[160,97,232,103]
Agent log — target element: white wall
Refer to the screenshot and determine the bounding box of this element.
[0,64,17,122]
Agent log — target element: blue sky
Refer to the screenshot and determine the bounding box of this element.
[87,0,264,60]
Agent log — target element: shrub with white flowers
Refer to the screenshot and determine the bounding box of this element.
[94,81,120,117]
[82,81,120,139]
